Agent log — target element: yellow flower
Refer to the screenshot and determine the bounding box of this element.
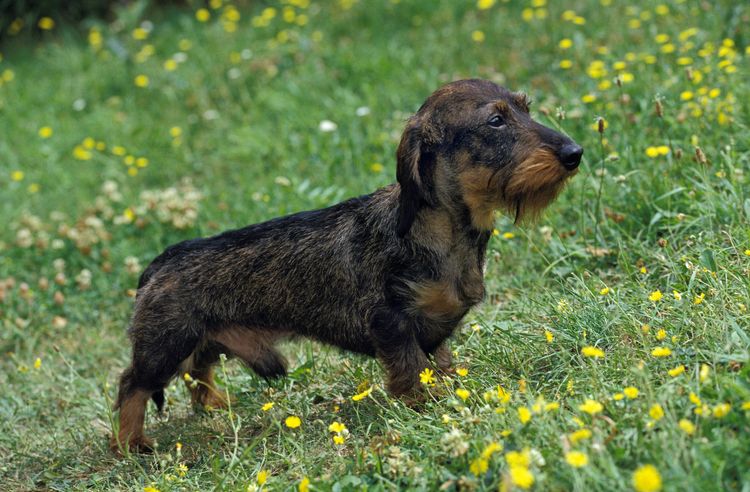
[544,402,560,412]
[299,477,310,492]
[257,470,268,485]
[689,392,702,406]
[518,406,532,424]
[680,91,694,101]
[11,170,24,182]
[651,347,672,357]
[112,145,127,156]
[502,232,515,239]
[559,38,573,49]
[649,404,664,420]
[505,449,531,468]
[623,386,639,399]
[456,388,470,401]
[544,330,554,343]
[33,357,42,369]
[285,415,301,428]
[419,367,435,386]
[196,8,211,21]
[333,434,345,445]
[477,0,495,9]
[471,30,485,43]
[470,457,488,475]
[509,466,534,489]
[352,386,373,401]
[261,402,274,411]
[656,329,666,341]
[699,363,710,382]
[648,290,663,302]
[370,162,383,173]
[183,372,193,382]
[565,451,589,467]
[164,59,178,71]
[497,385,511,404]
[694,293,705,305]
[456,367,468,377]
[581,346,605,358]
[712,403,731,418]
[559,59,573,69]
[581,93,597,104]
[613,393,624,401]
[579,399,603,415]
[328,421,347,433]
[569,428,592,444]
[38,126,53,138]
[668,365,685,377]
[134,74,149,88]
[599,287,610,296]
[632,464,662,492]
[38,17,55,30]
[132,27,148,40]
[741,401,750,411]
[678,419,695,435]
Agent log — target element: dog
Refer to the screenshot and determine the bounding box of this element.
[111,79,582,453]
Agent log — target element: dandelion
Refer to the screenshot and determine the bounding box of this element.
[134,75,149,88]
[581,346,605,358]
[11,170,24,181]
[34,357,42,369]
[544,402,560,412]
[565,451,588,467]
[651,347,672,357]
[38,17,55,30]
[298,477,310,492]
[328,421,347,433]
[599,287,610,295]
[699,364,710,382]
[648,290,663,302]
[261,402,274,411]
[285,415,301,428]
[544,330,554,343]
[712,403,731,418]
[668,365,685,377]
[456,388,470,401]
[579,399,603,415]
[471,30,485,43]
[678,419,695,435]
[518,406,532,424]
[38,126,53,138]
[741,401,750,411]
[502,232,514,239]
[693,293,705,305]
[351,386,373,401]
[623,387,639,399]
[559,38,573,49]
[456,367,468,377]
[257,470,268,485]
[569,428,592,444]
[370,163,383,173]
[477,0,495,9]
[632,464,662,492]
[649,404,664,420]
[196,8,211,21]
[419,367,435,386]
[509,466,534,489]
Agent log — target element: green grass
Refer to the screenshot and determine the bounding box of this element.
[1,0,749,490]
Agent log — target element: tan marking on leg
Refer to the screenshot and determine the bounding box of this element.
[111,389,153,454]
[185,365,229,410]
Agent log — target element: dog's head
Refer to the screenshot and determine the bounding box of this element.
[396,79,582,236]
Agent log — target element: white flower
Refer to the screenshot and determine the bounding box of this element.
[318,120,337,132]
[355,106,371,117]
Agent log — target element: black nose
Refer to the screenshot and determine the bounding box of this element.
[559,144,583,170]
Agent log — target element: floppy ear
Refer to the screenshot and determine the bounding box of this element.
[395,120,435,237]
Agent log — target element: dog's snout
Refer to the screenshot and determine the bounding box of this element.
[559,143,583,170]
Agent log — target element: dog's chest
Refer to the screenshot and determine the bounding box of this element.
[409,247,486,321]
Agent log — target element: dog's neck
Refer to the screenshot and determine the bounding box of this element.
[409,205,492,261]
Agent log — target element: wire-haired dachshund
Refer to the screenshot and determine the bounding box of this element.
[112,78,582,453]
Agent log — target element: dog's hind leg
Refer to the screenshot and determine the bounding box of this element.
[209,326,288,380]
[182,341,231,410]
[112,317,203,454]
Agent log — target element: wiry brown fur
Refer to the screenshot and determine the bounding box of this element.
[111,79,582,453]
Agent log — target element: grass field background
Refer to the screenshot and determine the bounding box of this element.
[1,0,749,490]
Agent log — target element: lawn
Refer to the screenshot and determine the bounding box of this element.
[1,0,749,490]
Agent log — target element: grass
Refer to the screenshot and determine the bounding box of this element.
[1,0,749,490]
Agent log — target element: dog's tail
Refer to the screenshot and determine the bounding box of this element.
[151,390,165,413]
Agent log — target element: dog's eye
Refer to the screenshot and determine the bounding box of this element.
[488,115,504,128]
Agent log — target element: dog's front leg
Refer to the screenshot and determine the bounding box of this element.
[371,309,431,397]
